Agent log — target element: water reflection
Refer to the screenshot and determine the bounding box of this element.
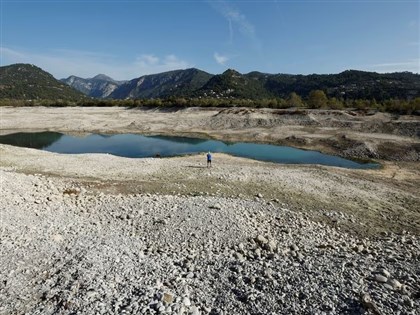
[0,132,379,169]
[0,132,63,149]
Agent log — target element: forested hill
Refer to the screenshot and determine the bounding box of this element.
[0,64,86,101]
[107,69,420,101]
[196,69,420,101]
[108,68,213,99]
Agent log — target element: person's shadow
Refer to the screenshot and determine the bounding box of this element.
[185,165,207,169]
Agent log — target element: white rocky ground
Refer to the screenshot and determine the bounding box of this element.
[0,149,419,315]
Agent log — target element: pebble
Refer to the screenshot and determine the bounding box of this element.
[388,279,402,290]
[162,292,174,304]
[378,268,391,278]
[256,235,268,245]
[190,306,200,315]
[374,274,388,283]
[183,297,191,307]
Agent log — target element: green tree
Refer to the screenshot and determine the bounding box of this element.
[327,97,344,109]
[287,92,304,107]
[307,90,328,109]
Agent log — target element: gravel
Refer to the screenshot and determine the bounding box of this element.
[1,168,419,315]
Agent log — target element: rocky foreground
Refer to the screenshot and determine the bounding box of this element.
[1,165,419,315]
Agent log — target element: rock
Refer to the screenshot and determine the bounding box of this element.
[183,297,191,307]
[52,234,63,243]
[255,235,268,246]
[162,292,174,304]
[374,274,388,283]
[378,268,391,278]
[234,252,245,262]
[360,293,382,315]
[290,244,299,251]
[190,306,200,315]
[354,244,364,252]
[297,252,304,261]
[209,204,222,210]
[256,193,263,198]
[387,279,402,290]
[267,240,277,252]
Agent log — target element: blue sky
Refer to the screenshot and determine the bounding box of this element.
[1,0,419,80]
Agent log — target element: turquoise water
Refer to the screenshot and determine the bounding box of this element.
[0,132,379,169]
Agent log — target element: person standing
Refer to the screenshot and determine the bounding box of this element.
[207,151,212,168]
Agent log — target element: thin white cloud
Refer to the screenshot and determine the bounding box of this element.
[365,59,420,73]
[0,47,193,80]
[211,1,261,51]
[136,54,159,66]
[214,52,229,66]
[223,6,256,39]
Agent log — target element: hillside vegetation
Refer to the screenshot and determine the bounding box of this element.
[109,68,213,99]
[0,64,86,101]
[1,63,419,114]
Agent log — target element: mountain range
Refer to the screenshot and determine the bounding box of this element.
[60,74,127,98]
[60,67,420,101]
[1,63,419,102]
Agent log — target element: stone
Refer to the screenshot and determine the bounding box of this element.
[190,306,200,315]
[183,297,191,307]
[234,252,245,262]
[388,279,402,290]
[378,268,391,278]
[162,292,174,304]
[267,240,277,252]
[374,274,388,283]
[360,293,381,315]
[255,235,268,246]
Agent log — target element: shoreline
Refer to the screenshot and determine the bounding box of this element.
[1,106,419,162]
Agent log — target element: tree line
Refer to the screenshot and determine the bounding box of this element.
[0,90,419,115]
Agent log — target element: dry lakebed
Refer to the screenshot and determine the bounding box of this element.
[0,106,419,315]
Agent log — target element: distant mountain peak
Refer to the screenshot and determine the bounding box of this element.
[92,74,115,81]
[61,73,127,98]
[223,69,241,76]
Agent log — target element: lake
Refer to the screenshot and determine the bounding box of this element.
[0,132,380,169]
